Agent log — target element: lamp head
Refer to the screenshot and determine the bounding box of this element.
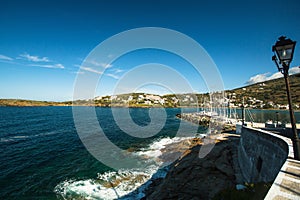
[272,36,296,67]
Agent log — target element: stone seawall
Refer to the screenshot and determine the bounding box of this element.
[238,127,289,183]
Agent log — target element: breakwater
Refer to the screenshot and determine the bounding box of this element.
[176,113,211,126]
[176,112,236,133]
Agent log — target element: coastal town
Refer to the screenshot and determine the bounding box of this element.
[1,72,299,109]
[1,72,300,110]
[90,72,300,109]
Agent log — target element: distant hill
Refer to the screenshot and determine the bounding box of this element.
[226,73,300,109]
[0,99,71,107]
[1,73,299,109]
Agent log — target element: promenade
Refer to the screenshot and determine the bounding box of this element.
[263,130,300,200]
[265,158,300,199]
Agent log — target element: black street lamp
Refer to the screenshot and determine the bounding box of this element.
[241,104,245,126]
[272,36,300,160]
[276,111,279,128]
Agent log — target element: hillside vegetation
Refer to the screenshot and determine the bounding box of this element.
[227,73,300,109]
[0,99,71,107]
[1,73,299,109]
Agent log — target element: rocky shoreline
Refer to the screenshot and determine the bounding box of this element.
[142,134,242,200]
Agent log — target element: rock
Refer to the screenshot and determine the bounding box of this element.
[144,135,241,200]
[215,150,235,177]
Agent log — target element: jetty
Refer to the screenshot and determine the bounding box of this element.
[176,111,300,133]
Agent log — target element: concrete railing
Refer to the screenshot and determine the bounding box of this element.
[239,127,300,199]
[239,127,290,183]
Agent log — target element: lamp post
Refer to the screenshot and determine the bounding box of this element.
[241,104,245,126]
[276,111,279,128]
[272,36,300,160]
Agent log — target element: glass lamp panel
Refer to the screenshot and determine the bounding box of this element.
[275,44,294,61]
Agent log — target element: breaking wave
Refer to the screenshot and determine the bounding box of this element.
[54,136,204,199]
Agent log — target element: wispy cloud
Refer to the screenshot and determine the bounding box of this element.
[77,66,121,79]
[29,63,65,69]
[106,73,120,79]
[87,60,112,69]
[0,54,13,61]
[81,66,103,74]
[19,53,50,62]
[246,66,300,85]
[110,68,124,73]
[76,62,122,79]
[103,68,124,79]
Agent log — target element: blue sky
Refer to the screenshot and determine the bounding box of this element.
[1,0,300,101]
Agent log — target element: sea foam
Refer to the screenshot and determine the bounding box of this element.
[54,136,195,200]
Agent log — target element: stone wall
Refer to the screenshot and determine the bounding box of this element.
[238,127,289,183]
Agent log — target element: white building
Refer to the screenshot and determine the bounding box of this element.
[128,96,133,101]
[146,94,161,101]
[94,96,102,100]
[110,95,117,100]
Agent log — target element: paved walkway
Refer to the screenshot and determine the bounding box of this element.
[265,158,300,200]
[264,132,300,200]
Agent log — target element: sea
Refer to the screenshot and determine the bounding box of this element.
[0,106,299,199]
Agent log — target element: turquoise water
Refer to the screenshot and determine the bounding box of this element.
[0,107,299,199]
[0,107,201,199]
